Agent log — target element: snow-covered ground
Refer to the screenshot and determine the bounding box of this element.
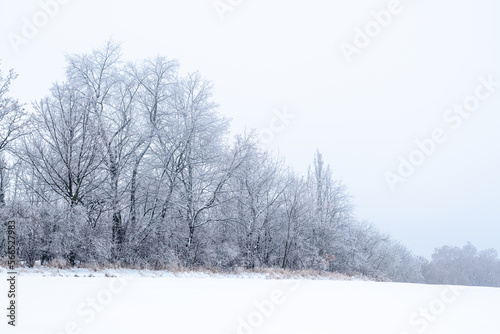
[1,267,499,334]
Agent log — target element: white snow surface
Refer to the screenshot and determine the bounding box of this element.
[1,267,499,334]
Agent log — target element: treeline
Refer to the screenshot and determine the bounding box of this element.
[0,42,498,286]
[424,243,500,287]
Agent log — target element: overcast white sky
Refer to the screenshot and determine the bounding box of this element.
[1,0,499,258]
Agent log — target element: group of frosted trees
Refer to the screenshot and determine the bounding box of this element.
[424,243,500,287]
[1,42,496,285]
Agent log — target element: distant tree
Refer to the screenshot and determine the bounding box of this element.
[424,242,500,287]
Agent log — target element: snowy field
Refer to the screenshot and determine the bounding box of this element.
[1,267,499,334]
